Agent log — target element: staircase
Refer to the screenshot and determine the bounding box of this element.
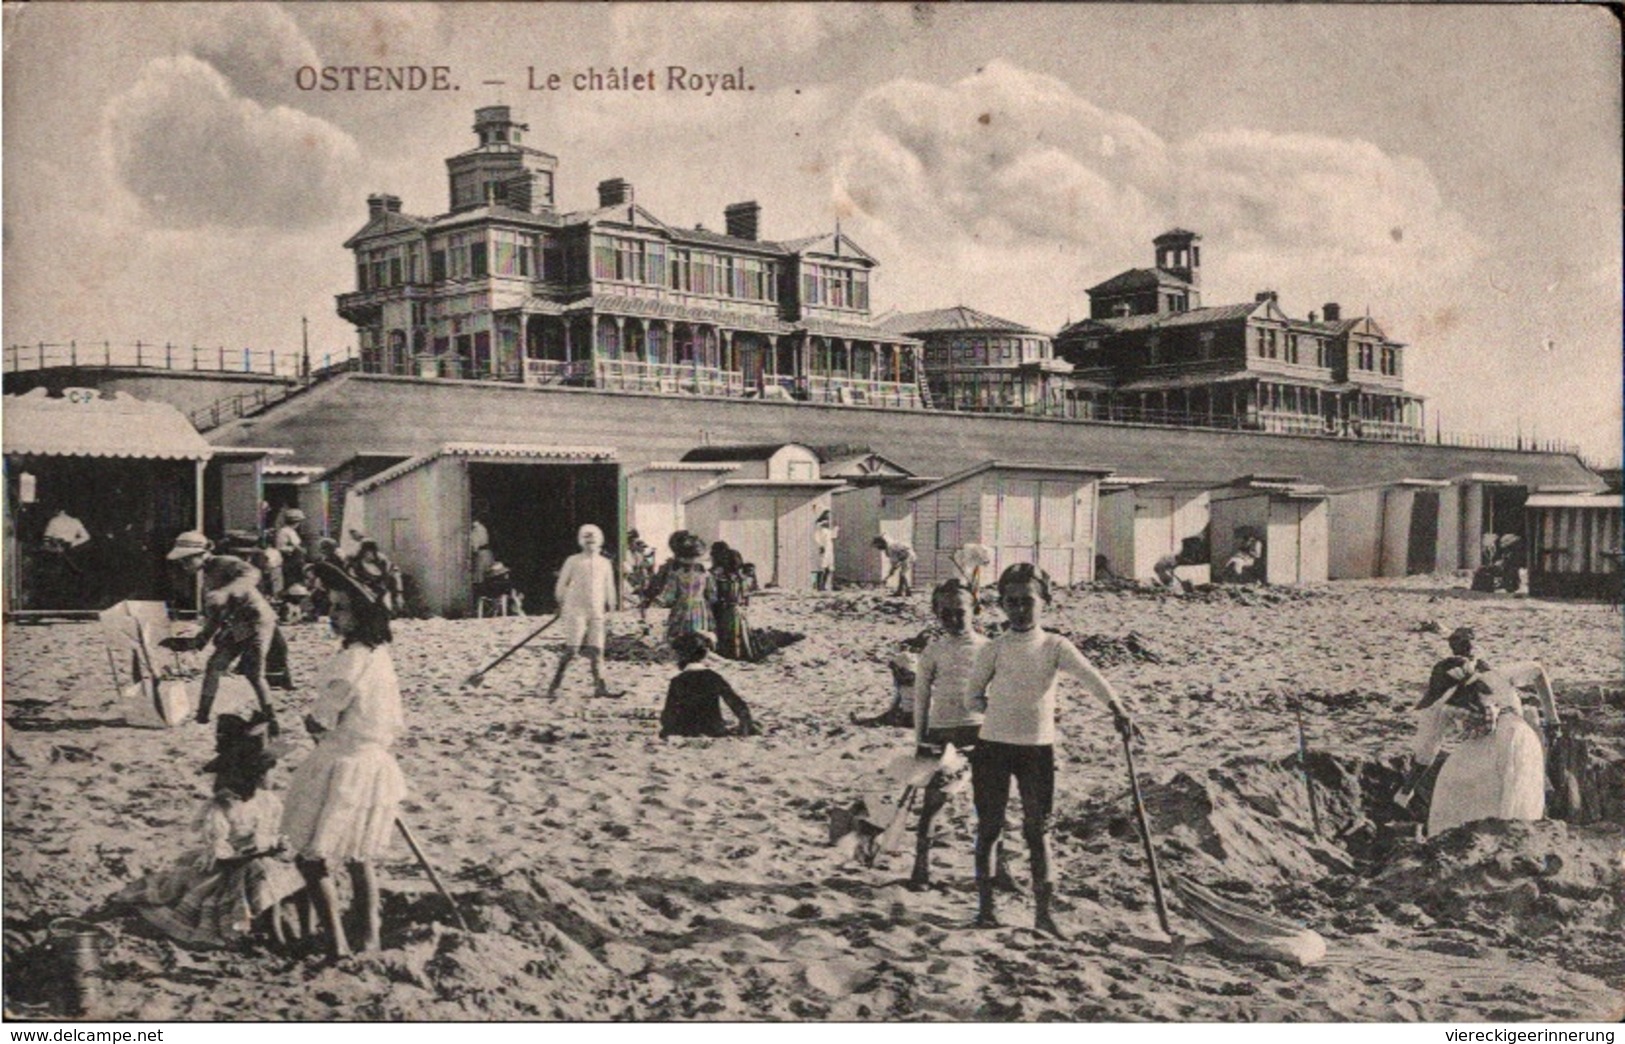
[915,366,935,410]
[189,357,358,432]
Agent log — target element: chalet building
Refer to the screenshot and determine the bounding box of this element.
[1054,229,1425,440]
[879,306,1077,416]
[337,106,924,408]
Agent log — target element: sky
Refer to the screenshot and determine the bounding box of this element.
[3,3,1620,463]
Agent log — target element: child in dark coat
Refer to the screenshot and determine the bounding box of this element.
[660,632,759,739]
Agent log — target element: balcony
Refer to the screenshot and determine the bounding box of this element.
[805,374,923,409]
[523,358,745,396]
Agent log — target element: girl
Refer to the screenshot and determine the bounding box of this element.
[655,532,716,648]
[660,631,759,738]
[712,548,757,662]
[965,563,1134,938]
[280,561,408,959]
[909,579,989,888]
[116,713,303,949]
[1403,629,1561,836]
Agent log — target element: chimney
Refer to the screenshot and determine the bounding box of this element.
[382,194,402,213]
[1307,311,1318,323]
[598,178,633,207]
[367,193,388,218]
[1255,290,1278,304]
[1322,302,1341,322]
[724,201,761,241]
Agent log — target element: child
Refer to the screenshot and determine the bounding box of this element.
[850,651,919,727]
[546,524,620,698]
[654,532,716,648]
[660,631,759,738]
[115,712,303,949]
[965,563,1135,938]
[280,561,408,960]
[909,579,989,888]
[873,536,917,597]
[711,547,757,662]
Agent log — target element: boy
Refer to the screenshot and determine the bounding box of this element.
[546,524,620,698]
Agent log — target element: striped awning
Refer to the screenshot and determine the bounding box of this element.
[3,389,212,461]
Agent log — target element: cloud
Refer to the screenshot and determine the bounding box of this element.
[610,4,913,68]
[835,60,1479,324]
[103,56,363,230]
[188,5,319,104]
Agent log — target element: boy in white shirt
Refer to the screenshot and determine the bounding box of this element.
[545,524,620,699]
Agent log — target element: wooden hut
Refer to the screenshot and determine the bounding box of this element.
[1524,493,1623,599]
[1324,478,1454,579]
[1096,478,1212,583]
[1452,472,1526,570]
[625,461,740,565]
[829,477,936,585]
[680,479,844,589]
[679,443,822,481]
[3,388,211,614]
[905,460,1114,587]
[1208,476,1330,585]
[346,442,619,616]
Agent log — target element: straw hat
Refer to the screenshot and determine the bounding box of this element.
[309,560,383,608]
[487,562,511,579]
[166,531,213,560]
[282,509,306,524]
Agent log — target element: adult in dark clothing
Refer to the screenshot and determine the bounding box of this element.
[660,632,759,739]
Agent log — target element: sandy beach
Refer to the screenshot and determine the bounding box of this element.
[3,577,1622,1022]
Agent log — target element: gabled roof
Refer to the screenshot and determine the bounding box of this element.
[3,389,212,461]
[777,231,878,265]
[818,451,916,479]
[671,226,789,255]
[343,210,433,248]
[1086,267,1196,296]
[880,306,1039,337]
[681,443,813,463]
[1153,228,1201,242]
[906,459,1115,500]
[351,443,616,495]
[558,201,673,232]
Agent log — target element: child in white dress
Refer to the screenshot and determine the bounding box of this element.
[281,561,407,959]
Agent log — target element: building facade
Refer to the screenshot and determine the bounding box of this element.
[337,106,924,408]
[880,306,1077,416]
[1054,230,1425,440]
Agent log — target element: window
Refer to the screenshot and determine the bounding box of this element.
[1380,346,1398,376]
[1285,333,1298,364]
[670,248,691,291]
[1358,342,1375,370]
[429,250,446,282]
[469,241,487,278]
[1256,327,1268,357]
[356,261,368,291]
[1147,334,1161,365]
[1199,330,1215,360]
[1314,338,1328,368]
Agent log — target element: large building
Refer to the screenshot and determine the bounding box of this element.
[1054,230,1425,440]
[879,306,1076,416]
[337,106,925,408]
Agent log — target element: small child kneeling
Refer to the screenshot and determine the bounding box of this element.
[660,631,760,738]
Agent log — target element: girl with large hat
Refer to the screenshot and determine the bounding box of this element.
[280,561,408,959]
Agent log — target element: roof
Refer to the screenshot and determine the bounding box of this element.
[681,443,812,463]
[576,293,794,335]
[1213,476,1329,499]
[1524,494,1623,510]
[1093,301,1261,334]
[1115,370,1258,392]
[818,451,916,479]
[1086,267,1196,296]
[799,316,921,344]
[4,388,213,461]
[880,306,1038,337]
[342,210,433,249]
[351,442,617,495]
[627,461,742,475]
[669,225,788,255]
[777,231,877,264]
[682,478,845,504]
[1153,228,1201,242]
[907,459,1116,500]
[317,452,414,482]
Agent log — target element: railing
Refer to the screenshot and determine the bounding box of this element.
[5,340,356,379]
[805,374,923,409]
[188,355,361,431]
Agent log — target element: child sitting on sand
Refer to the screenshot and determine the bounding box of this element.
[850,650,920,727]
[660,631,759,738]
[115,712,303,949]
[281,561,408,960]
[965,563,1136,938]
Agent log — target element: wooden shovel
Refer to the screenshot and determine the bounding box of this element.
[395,817,471,932]
[463,613,560,686]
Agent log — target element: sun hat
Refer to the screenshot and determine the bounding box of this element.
[309,559,383,607]
[488,562,512,579]
[167,531,213,560]
[200,714,278,776]
[282,509,306,523]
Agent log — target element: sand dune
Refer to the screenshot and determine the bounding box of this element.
[3,577,1621,1021]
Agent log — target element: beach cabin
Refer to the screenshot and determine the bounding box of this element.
[829,477,936,585]
[1453,472,1527,570]
[1209,476,1330,585]
[625,461,740,565]
[679,443,822,482]
[1324,478,1454,579]
[261,463,332,540]
[1096,478,1212,583]
[680,478,843,589]
[345,442,619,616]
[1524,493,1623,599]
[906,461,1114,588]
[3,388,211,614]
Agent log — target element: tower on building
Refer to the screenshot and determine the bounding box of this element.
[444,105,559,215]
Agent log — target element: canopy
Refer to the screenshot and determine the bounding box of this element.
[3,388,212,461]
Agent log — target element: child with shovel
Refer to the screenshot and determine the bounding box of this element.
[965,563,1135,938]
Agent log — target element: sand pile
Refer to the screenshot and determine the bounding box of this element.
[4,576,1622,1021]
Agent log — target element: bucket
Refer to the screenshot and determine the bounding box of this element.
[48,918,113,1017]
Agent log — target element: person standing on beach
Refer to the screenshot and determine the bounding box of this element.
[965,563,1135,938]
[654,532,717,648]
[546,524,621,699]
[281,561,408,960]
[814,511,839,591]
[873,536,917,597]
